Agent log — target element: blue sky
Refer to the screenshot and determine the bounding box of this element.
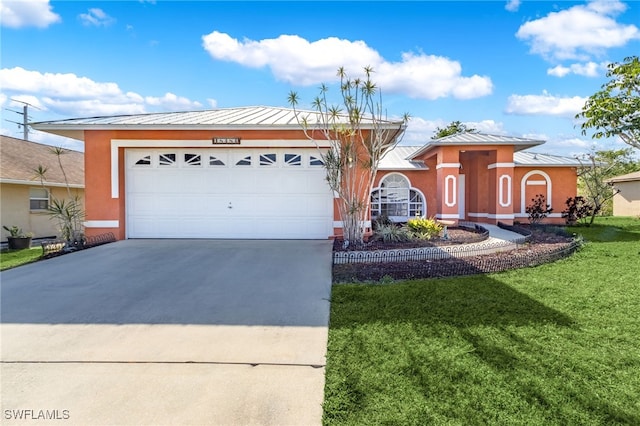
[1,0,639,156]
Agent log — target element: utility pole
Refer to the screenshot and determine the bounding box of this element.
[4,100,36,141]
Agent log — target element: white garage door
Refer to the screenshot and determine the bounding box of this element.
[125,148,333,239]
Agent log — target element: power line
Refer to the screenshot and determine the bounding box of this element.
[3,99,39,141]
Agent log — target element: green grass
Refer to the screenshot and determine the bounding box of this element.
[323,216,640,425]
[0,247,42,271]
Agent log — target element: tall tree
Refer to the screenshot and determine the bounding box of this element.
[432,120,477,139]
[576,148,640,223]
[576,56,640,150]
[288,67,408,247]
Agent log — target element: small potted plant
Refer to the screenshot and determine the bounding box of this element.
[3,225,34,250]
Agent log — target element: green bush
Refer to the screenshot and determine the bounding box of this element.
[372,214,392,230]
[406,217,443,240]
[562,196,593,225]
[372,223,411,243]
[526,194,553,224]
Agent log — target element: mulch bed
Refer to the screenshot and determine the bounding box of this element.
[333,226,580,283]
[333,227,488,252]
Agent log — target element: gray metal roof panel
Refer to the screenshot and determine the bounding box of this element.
[408,132,545,158]
[378,146,580,169]
[436,133,545,145]
[31,106,401,128]
[379,146,427,170]
[513,151,582,167]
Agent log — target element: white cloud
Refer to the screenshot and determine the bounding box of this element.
[145,93,203,111]
[377,53,493,100]
[506,91,587,117]
[0,67,202,118]
[467,120,507,135]
[531,136,597,157]
[516,0,639,61]
[79,8,115,27]
[400,118,506,145]
[7,95,45,111]
[547,61,608,77]
[202,31,493,100]
[505,0,521,12]
[0,0,61,28]
[1,67,122,99]
[402,117,444,144]
[207,98,218,108]
[546,66,571,78]
[555,137,593,150]
[521,132,549,141]
[28,130,86,151]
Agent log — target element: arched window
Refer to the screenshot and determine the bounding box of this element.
[371,174,426,222]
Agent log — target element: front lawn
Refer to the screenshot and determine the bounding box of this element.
[323,217,640,425]
[0,247,42,271]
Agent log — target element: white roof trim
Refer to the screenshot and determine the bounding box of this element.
[0,178,84,189]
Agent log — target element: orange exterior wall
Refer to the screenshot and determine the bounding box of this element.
[82,129,580,240]
[514,167,578,224]
[82,129,328,240]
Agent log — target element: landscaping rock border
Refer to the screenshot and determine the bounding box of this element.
[333,227,582,283]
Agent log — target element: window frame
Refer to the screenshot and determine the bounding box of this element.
[29,187,50,211]
[371,173,426,222]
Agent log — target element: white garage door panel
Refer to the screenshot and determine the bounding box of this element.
[126,149,333,239]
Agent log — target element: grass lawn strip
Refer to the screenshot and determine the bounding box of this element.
[0,247,42,271]
[323,217,640,425]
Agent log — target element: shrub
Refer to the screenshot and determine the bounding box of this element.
[372,223,411,243]
[372,214,392,230]
[406,217,443,240]
[562,196,594,226]
[526,194,553,224]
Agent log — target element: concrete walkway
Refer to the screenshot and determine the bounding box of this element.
[1,240,333,426]
[480,223,527,243]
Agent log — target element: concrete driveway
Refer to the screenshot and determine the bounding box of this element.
[1,239,333,425]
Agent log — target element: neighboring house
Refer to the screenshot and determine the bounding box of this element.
[31,106,580,241]
[0,135,84,240]
[606,171,640,217]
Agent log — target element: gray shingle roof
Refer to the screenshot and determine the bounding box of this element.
[606,170,640,183]
[31,106,406,141]
[0,135,84,187]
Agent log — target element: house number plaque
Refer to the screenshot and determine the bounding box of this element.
[212,137,241,145]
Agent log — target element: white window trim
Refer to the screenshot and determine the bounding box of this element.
[84,220,119,228]
[29,187,50,211]
[445,175,457,207]
[436,163,461,170]
[521,170,552,214]
[499,175,512,207]
[371,172,426,222]
[488,162,515,169]
[436,213,460,219]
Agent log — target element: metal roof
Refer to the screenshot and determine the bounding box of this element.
[31,106,405,141]
[377,145,580,170]
[379,146,426,170]
[408,132,545,158]
[513,151,583,167]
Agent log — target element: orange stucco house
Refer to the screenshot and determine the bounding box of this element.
[32,106,580,241]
